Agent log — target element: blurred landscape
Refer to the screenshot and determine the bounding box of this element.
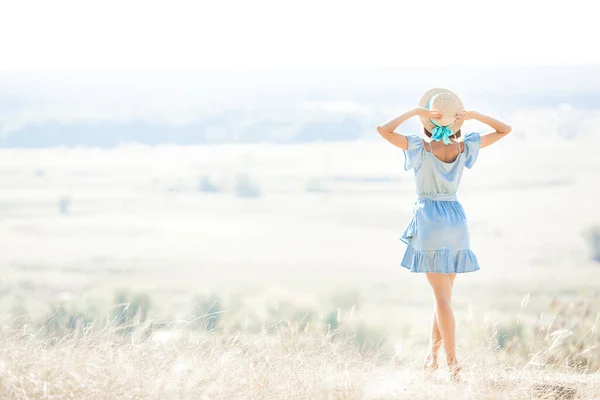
[1,67,600,398]
[2,67,600,147]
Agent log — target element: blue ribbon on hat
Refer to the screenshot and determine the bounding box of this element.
[425,96,457,145]
[430,120,454,145]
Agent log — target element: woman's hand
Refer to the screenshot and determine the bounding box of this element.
[456,110,479,121]
[415,107,442,120]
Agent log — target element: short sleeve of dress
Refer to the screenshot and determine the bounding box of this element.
[463,132,481,169]
[403,135,425,171]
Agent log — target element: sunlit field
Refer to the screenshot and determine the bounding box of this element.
[1,137,599,398]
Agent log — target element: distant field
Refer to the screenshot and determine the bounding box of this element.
[0,138,598,335]
[0,138,599,398]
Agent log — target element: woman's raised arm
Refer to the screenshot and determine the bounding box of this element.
[376,108,442,150]
[456,111,512,149]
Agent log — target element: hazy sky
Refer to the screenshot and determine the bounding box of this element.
[1,1,598,145]
[0,0,596,69]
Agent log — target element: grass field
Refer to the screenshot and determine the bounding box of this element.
[1,311,599,399]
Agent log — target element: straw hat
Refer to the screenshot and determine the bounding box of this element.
[418,88,464,135]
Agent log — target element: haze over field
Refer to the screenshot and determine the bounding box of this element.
[1,133,599,326]
[1,64,599,336]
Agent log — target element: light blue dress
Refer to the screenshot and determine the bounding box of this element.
[400,132,481,274]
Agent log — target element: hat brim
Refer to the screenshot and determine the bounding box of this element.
[418,88,464,134]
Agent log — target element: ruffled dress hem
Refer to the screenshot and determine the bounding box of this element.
[400,244,480,274]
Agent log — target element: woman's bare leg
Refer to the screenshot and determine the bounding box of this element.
[426,273,460,379]
[426,274,456,363]
[424,309,442,377]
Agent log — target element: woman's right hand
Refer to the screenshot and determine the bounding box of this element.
[415,107,442,120]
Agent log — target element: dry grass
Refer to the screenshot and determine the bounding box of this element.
[1,293,599,399]
[1,320,599,400]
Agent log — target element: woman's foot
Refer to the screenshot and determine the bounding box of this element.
[423,354,438,379]
[448,361,462,382]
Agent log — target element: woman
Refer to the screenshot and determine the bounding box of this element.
[376,88,512,380]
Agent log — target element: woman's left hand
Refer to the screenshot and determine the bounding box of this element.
[456,111,479,121]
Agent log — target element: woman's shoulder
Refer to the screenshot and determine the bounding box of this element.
[459,132,480,152]
[402,135,427,171]
[405,134,426,149]
[460,132,481,169]
[463,132,481,142]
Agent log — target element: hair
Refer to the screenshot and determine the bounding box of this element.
[423,128,462,140]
